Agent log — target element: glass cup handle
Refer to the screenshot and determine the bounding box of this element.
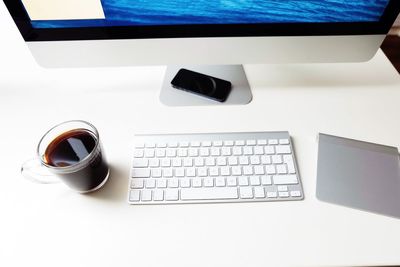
[21,158,60,184]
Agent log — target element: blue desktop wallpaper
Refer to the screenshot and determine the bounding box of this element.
[30,0,390,28]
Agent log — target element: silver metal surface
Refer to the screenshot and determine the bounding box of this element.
[316,133,400,219]
[160,65,252,106]
[27,35,385,68]
[128,131,304,205]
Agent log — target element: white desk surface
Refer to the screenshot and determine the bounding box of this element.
[1,3,400,267]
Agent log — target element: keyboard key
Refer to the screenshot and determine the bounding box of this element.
[239,187,253,199]
[246,140,256,145]
[217,157,227,166]
[183,158,193,167]
[224,140,234,146]
[181,188,238,200]
[228,156,238,165]
[215,177,226,187]
[276,145,291,154]
[166,148,176,157]
[172,158,182,167]
[279,139,290,145]
[145,179,156,188]
[168,142,178,148]
[243,146,253,155]
[149,158,160,167]
[167,178,179,188]
[269,139,278,145]
[254,166,265,175]
[231,166,242,176]
[272,155,283,164]
[221,147,231,156]
[186,168,196,177]
[249,176,261,186]
[220,166,230,176]
[177,148,188,157]
[257,139,267,145]
[174,168,185,177]
[192,178,202,187]
[129,190,141,201]
[290,191,302,197]
[254,187,265,198]
[153,189,164,201]
[157,179,167,188]
[132,159,148,168]
[243,166,253,175]
[162,168,173,177]
[165,189,179,201]
[235,140,245,146]
[145,142,156,148]
[145,149,155,158]
[205,157,216,166]
[132,169,150,178]
[131,179,144,189]
[204,178,214,187]
[277,185,288,191]
[141,190,152,201]
[239,156,249,165]
[278,191,289,198]
[202,141,212,147]
[194,157,204,167]
[261,155,271,164]
[238,176,249,186]
[232,147,242,155]
[189,148,199,157]
[267,191,277,198]
[213,141,223,147]
[265,165,276,175]
[264,146,275,154]
[180,178,190,188]
[161,158,171,167]
[227,177,237,186]
[156,142,167,148]
[286,160,296,174]
[197,167,208,177]
[179,141,189,147]
[151,169,162,178]
[261,175,272,185]
[254,146,264,155]
[133,149,144,158]
[209,167,219,176]
[276,164,287,174]
[190,141,201,147]
[210,147,220,156]
[250,156,260,165]
[273,175,298,185]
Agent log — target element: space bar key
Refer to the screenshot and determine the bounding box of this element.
[181,188,238,200]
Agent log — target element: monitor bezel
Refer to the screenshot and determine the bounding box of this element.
[3,0,400,42]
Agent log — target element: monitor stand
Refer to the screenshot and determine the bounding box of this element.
[160,65,252,106]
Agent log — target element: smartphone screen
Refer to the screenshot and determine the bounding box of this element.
[171,69,232,102]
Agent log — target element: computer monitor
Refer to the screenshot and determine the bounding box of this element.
[3,0,400,105]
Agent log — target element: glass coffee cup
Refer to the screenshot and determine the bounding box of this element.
[21,120,110,193]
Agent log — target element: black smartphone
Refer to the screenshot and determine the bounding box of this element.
[171,69,232,102]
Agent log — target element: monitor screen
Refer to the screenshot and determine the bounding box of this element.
[30,0,391,29]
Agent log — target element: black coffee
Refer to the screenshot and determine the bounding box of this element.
[44,129,109,192]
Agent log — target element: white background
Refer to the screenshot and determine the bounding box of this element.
[1,2,400,267]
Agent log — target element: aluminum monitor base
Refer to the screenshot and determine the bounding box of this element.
[160,65,252,106]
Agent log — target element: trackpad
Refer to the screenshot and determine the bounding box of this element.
[316,133,400,219]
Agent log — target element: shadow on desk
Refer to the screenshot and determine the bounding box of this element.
[88,164,128,203]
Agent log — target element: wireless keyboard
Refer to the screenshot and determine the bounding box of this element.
[128,131,304,204]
